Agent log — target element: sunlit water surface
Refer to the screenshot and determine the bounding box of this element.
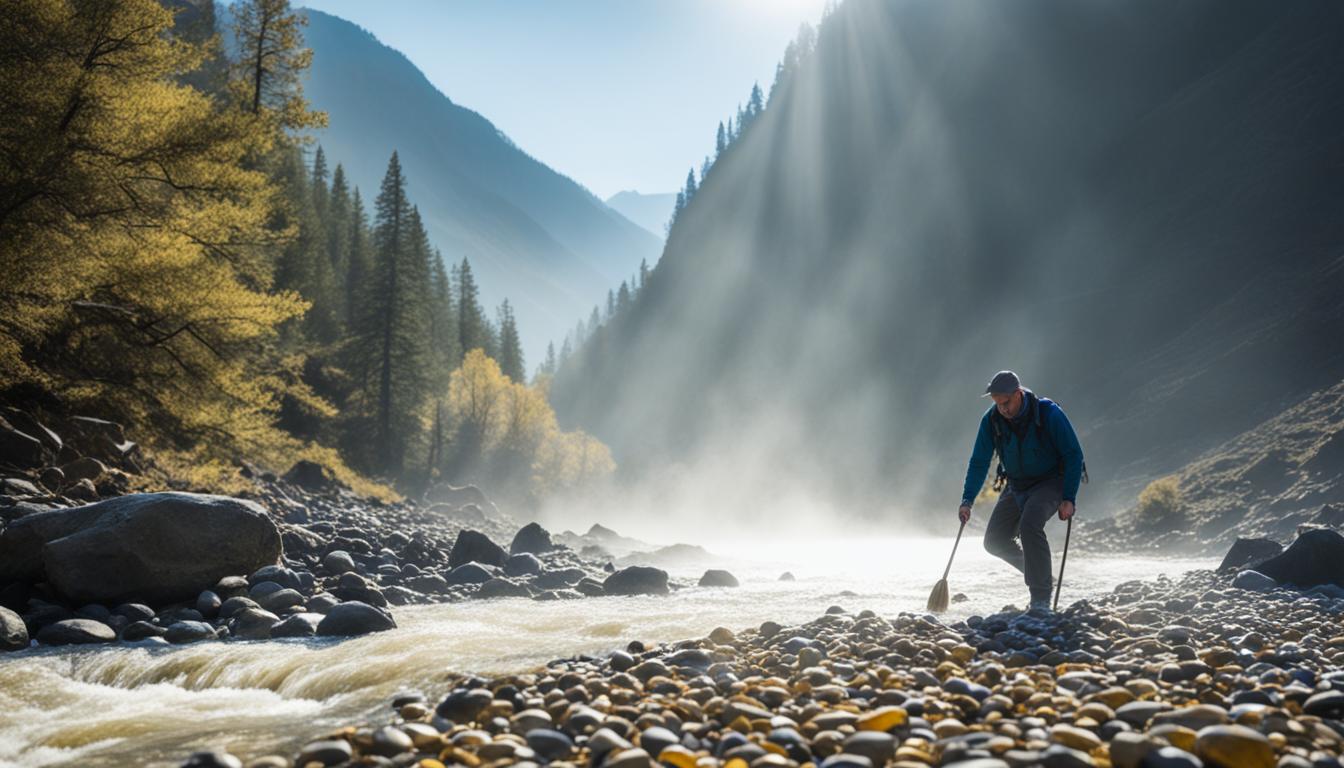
[0,537,1215,767]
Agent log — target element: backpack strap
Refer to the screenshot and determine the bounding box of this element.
[1037,397,1088,485]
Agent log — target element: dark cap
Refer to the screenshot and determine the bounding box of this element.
[982,370,1022,397]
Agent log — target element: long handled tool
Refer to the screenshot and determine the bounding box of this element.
[1053,516,1073,611]
[927,520,966,613]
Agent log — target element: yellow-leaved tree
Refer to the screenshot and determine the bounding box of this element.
[0,0,348,486]
[442,349,613,503]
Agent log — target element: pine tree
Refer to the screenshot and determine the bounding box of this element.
[230,0,326,131]
[701,156,713,185]
[537,342,557,380]
[350,152,432,475]
[273,145,340,343]
[638,258,650,293]
[617,281,632,315]
[345,188,371,329]
[685,168,698,202]
[428,251,461,371]
[748,82,765,118]
[496,300,525,382]
[606,289,616,321]
[456,258,490,356]
[559,338,573,367]
[326,163,351,326]
[669,191,685,232]
[715,121,727,156]
[311,145,329,224]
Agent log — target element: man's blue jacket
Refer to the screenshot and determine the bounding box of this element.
[961,390,1085,505]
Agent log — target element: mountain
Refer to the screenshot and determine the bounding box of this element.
[550,0,1344,520]
[1089,378,1344,554]
[295,10,662,362]
[605,191,677,240]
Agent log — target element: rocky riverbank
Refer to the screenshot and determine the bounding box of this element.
[176,533,1344,768]
[0,410,709,652]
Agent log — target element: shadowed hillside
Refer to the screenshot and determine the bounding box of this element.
[551,0,1344,521]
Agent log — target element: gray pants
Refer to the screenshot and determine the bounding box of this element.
[983,476,1064,603]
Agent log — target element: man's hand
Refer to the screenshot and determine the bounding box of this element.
[1058,500,1075,521]
[958,505,971,524]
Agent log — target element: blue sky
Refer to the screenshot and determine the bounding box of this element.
[295,0,830,200]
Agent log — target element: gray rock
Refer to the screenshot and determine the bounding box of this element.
[446,563,495,585]
[698,569,740,587]
[1,477,42,496]
[218,596,261,621]
[0,606,29,651]
[604,566,670,596]
[306,593,340,614]
[271,612,322,638]
[504,553,542,577]
[1256,527,1344,588]
[474,578,531,599]
[526,729,574,761]
[113,602,155,622]
[322,550,356,575]
[0,423,46,468]
[36,618,115,645]
[60,457,108,485]
[179,750,244,768]
[121,621,164,641]
[296,739,352,767]
[195,590,221,619]
[248,565,301,591]
[315,601,396,636]
[1303,690,1344,718]
[404,574,448,593]
[231,608,280,640]
[1217,537,1282,572]
[213,575,249,598]
[448,529,508,569]
[435,687,493,724]
[0,493,281,604]
[257,588,305,613]
[368,725,413,757]
[164,621,216,644]
[1231,569,1278,592]
[509,522,555,555]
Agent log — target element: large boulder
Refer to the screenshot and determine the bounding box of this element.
[0,493,282,604]
[0,502,110,582]
[449,530,508,569]
[603,566,670,596]
[1217,537,1282,572]
[510,522,555,555]
[1255,528,1344,588]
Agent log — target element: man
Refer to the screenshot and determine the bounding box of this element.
[959,371,1085,612]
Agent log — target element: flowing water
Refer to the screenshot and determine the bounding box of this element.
[0,536,1216,768]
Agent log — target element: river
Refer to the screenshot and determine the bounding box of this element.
[0,536,1215,767]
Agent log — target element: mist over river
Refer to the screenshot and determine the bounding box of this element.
[0,536,1215,768]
